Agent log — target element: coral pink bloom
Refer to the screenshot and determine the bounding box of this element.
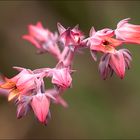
[22,22,59,55]
[0,68,44,101]
[49,62,72,89]
[99,49,132,79]
[90,36,123,54]
[51,68,72,89]
[89,28,122,54]
[57,22,85,50]
[115,18,140,44]
[31,93,50,124]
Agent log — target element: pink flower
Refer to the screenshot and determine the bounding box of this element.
[22,22,61,59]
[89,28,122,54]
[31,93,50,124]
[57,23,85,50]
[90,36,122,54]
[0,68,45,101]
[49,62,72,89]
[52,68,72,89]
[98,49,132,79]
[115,18,140,44]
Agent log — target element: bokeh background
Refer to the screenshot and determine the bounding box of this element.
[0,0,140,139]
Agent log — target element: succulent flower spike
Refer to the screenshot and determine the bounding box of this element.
[0,18,139,125]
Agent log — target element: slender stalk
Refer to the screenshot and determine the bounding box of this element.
[61,47,69,60]
[63,49,75,66]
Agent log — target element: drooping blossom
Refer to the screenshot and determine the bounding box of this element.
[31,93,51,125]
[98,49,132,79]
[57,22,86,50]
[22,22,61,60]
[115,18,140,44]
[49,62,72,89]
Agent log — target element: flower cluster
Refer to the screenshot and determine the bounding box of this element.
[0,18,139,125]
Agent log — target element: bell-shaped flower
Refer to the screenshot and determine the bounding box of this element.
[31,93,50,125]
[49,62,72,89]
[57,23,85,50]
[98,49,132,79]
[115,18,140,44]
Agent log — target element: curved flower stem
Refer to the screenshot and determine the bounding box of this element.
[61,47,69,60]
[63,49,75,67]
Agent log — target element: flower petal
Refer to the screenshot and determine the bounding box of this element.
[8,89,19,101]
[31,94,50,124]
[109,51,125,79]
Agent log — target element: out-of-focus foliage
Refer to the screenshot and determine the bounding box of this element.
[0,0,140,139]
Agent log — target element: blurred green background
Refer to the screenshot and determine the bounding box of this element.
[0,0,140,139]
